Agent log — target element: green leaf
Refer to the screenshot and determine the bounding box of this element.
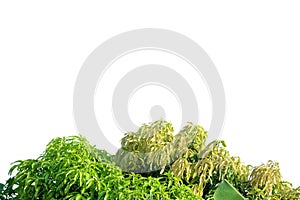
[214,180,246,200]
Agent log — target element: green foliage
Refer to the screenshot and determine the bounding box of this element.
[115,120,207,174]
[3,135,120,199]
[2,134,199,199]
[115,120,175,173]
[119,172,202,200]
[116,120,300,199]
[246,160,300,200]
[170,140,251,198]
[120,120,174,153]
[214,180,245,200]
[1,120,300,199]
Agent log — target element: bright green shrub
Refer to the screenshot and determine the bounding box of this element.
[1,120,299,199]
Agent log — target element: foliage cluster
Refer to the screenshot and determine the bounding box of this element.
[115,120,300,199]
[0,135,199,199]
[1,120,299,199]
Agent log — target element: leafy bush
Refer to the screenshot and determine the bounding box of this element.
[3,136,121,199]
[2,134,199,199]
[1,120,300,199]
[115,121,207,174]
[246,161,300,199]
[115,120,300,199]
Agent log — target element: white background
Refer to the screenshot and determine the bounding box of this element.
[1,1,299,187]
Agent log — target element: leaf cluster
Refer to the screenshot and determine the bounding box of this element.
[1,135,199,199]
[116,120,300,199]
[115,120,207,174]
[1,120,299,199]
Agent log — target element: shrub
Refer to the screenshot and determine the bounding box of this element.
[2,120,299,199]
